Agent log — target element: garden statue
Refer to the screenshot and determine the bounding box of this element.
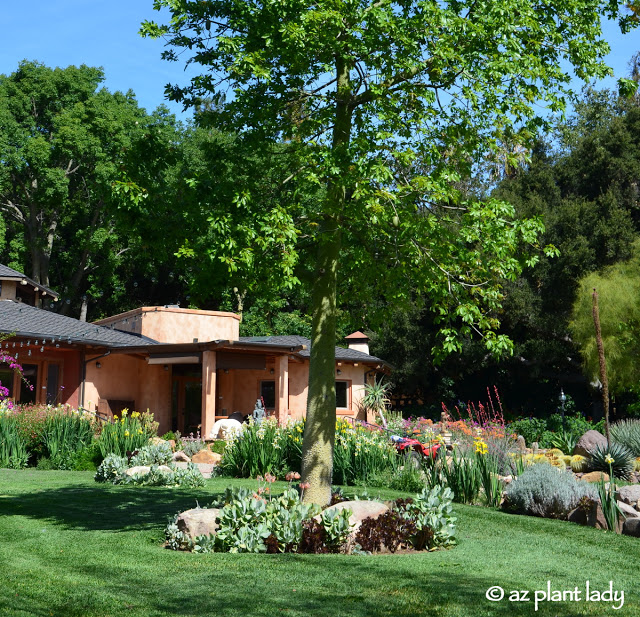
[253,399,265,424]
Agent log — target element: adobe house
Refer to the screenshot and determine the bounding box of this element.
[0,264,389,435]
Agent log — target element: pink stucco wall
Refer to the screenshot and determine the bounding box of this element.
[94,307,240,344]
[84,354,172,433]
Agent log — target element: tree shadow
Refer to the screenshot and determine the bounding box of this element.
[0,481,223,531]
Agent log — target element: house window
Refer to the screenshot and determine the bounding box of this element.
[5,360,63,405]
[336,381,349,409]
[20,364,38,404]
[261,380,276,409]
[0,367,14,398]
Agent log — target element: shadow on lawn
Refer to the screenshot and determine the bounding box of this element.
[0,481,221,531]
[1,552,597,617]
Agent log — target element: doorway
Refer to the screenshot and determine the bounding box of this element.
[171,372,202,436]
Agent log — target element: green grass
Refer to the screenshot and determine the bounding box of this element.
[0,469,637,617]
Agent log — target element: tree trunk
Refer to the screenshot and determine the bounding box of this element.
[592,288,611,445]
[301,53,352,505]
[301,219,342,505]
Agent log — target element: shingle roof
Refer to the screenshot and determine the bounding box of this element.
[0,265,58,298]
[239,334,384,363]
[0,300,158,347]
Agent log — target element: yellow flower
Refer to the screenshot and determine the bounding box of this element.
[124,430,130,437]
[138,429,143,435]
[604,454,615,465]
[121,409,129,417]
[113,415,118,421]
[131,411,140,418]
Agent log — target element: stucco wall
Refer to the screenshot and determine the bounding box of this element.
[95,307,240,344]
[84,354,172,434]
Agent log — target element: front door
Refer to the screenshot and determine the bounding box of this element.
[171,376,202,437]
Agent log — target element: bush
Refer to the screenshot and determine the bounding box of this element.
[95,453,129,483]
[332,419,398,485]
[610,419,640,457]
[97,410,156,458]
[129,442,173,466]
[508,417,547,446]
[504,464,597,519]
[179,432,207,457]
[41,410,96,469]
[0,413,29,468]
[166,484,457,554]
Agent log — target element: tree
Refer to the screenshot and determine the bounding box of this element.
[143,0,635,504]
[570,242,640,395]
[0,61,185,319]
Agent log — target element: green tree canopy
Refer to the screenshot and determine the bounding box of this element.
[570,241,640,394]
[143,0,636,504]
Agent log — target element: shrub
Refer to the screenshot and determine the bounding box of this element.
[95,453,129,483]
[97,409,156,458]
[401,485,457,550]
[507,417,546,446]
[179,432,207,457]
[41,410,96,469]
[0,413,29,468]
[504,464,597,519]
[333,420,397,485]
[588,442,635,480]
[220,417,290,478]
[610,419,640,457]
[129,442,173,466]
[125,463,205,488]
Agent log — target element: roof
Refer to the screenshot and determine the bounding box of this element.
[239,334,385,364]
[0,265,59,299]
[0,300,158,347]
[345,330,369,340]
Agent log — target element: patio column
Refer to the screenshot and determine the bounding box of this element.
[274,354,289,424]
[202,350,217,439]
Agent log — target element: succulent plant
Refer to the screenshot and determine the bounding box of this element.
[561,455,573,466]
[588,442,635,480]
[634,457,640,472]
[570,455,588,473]
[610,420,640,457]
[548,448,565,458]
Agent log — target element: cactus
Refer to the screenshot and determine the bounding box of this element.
[570,455,587,473]
[548,448,564,458]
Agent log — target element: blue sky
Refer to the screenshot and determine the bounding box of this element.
[1,1,638,122]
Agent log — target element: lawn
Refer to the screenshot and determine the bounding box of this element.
[0,469,636,617]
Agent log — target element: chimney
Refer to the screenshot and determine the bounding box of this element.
[345,331,370,355]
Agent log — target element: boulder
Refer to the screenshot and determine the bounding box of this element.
[622,518,640,537]
[616,485,640,507]
[580,471,609,483]
[176,508,221,540]
[315,500,390,553]
[617,501,640,519]
[191,449,223,465]
[516,435,527,453]
[568,501,608,530]
[315,500,389,527]
[125,464,172,477]
[126,465,151,477]
[573,430,607,457]
[172,451,191,463]
[149,437,167,447]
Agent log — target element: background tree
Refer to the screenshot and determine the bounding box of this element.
[0,61,187,319]
[144,0,636,504]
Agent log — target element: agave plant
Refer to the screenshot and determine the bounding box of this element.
[610,419,640,457]
[361,377,392,428]
[550,430,578,455]
[588,442,635,480]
